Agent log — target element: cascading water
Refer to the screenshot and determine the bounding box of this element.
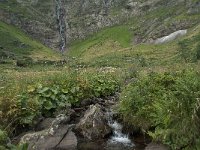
[108,121,134,146]
[55,0,67,52]
[106,110,135,149]
[77,109,136,150]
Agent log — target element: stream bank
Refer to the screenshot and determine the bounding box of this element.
[15,94,167,150]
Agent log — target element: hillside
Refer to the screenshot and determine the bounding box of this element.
[68,2,200,71]
[0,21,60,60]
[1,0,200,50]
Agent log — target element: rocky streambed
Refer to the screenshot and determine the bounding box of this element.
[15,94,168,150]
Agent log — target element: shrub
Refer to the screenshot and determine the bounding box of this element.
[0,129,8,146]
[119,70,200,149]
[16,57,33,67]
[0,129,28,150]
[15,72,119,125]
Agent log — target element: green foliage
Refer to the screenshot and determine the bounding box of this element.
[119,70,200,149]
[178,33,200,63]
[0,0,31,19]
[89,74,119,97]
[16,72,119,125]
[0,129,8,146]
[178,40,197,63]
[0,129,28,150]
[0,21,60,61]
[16,57,34,67]
[7,143,28,150]
[69,25,132,57]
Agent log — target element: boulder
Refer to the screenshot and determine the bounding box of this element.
[188,2,200,15]
[56,130,77,150]
[154,30,187,44]
[80,98,93,107]
[75,104,111,140]
[36,118,55,131]
[145,142,169,150]
[20,114,77,150]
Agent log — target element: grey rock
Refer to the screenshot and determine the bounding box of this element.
[188,1,200,15]
[56,130,77,150]
[20,114,77,150]
[145,142,169,150]
[75,104,111,140]
[80,98,93,107]
[36,118,55,131]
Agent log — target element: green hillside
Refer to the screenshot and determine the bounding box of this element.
[0,21,60,61]
[68,5,200,70]
[68,24,200,69]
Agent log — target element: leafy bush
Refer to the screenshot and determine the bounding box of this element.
[89,74,119,97]
[6,143,28,150]
[16,73,119,125]
[119,70,200,149]
[0,129,28,150]
[0,129,8,146]
[16,57,33,67]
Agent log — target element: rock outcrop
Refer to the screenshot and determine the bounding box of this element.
[75,104,112,140]
[1,0,199,50]
[20,114,77,150]
[145,142,169,150]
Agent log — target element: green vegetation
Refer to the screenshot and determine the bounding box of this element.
[0,21,60,61]
[178,32,200,63]
[119,70,200,149]
[16,72,119,125]
[0,0,30,18]
[0,70,120,132]
[68,25,132,57]
[0,129,28,150]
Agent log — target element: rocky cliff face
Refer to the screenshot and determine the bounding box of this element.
[1,0,199,51]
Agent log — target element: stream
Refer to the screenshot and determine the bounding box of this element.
[15,96,147,150]
[77,110,146,150]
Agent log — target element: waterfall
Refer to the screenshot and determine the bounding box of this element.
[55,0,67,52]
[106,110,134,148]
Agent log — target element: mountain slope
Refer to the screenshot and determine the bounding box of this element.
[1,0,200,51]
[0,21,60,61]
[68,20,200,70]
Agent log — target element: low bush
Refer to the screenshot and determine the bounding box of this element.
[0,129,28,150]
[0,71,120,131]
[0,129,8,146]
[119,70,200,149]
[16,57,33,67]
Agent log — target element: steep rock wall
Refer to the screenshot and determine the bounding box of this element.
[0,0,199,51]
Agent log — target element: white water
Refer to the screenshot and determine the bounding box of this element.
[107,111,134,147]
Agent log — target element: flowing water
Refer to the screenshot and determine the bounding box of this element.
[77,110,145,150]
[106,110,134,150]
